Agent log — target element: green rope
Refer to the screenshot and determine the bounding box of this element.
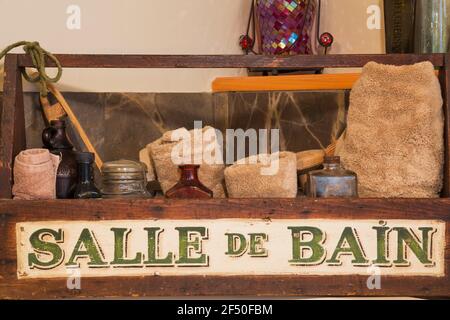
[0,41,62,97]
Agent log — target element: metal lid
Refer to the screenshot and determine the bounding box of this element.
[324,156,341,165]
[103,172,146,181]
[101,160,146,174]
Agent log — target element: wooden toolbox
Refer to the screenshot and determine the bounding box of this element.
[0,53,449,298]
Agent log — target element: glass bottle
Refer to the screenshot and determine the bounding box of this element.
[74,152,102,199]
[42,119,78,199]
[384,0,417,53]
[415,0,450,53]
[307,156,358,198]
[166,165,213,199]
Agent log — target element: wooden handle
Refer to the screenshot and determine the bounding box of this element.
[36,73,104,171]
[39,96,66,122]
[46,83,104,170]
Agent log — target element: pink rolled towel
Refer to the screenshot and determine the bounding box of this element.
[13,149,61,200]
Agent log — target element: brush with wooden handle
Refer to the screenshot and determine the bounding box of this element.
[39,80,104,170]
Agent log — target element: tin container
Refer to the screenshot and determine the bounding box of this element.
[101,160,152,198]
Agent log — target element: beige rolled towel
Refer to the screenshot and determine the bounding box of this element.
[336,61,444,198]
[225,152,297,198]
[13,149,61,200]
[148,126,226,197]
[139,147,156,182]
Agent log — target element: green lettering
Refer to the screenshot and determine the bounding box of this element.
[110,228,142,266]
[66,228,107,267]
[175,227,208,266]
[28,228,64,270]
[372,223,392,266]
[225,233,247,256]
[393,227,435,266]
[249,233,268,257]
[326,227,369,266]
[143,228,174,265]
[288,227,325,265]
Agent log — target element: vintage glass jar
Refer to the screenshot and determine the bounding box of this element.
[307,156,358,198]
[101,160,152,198]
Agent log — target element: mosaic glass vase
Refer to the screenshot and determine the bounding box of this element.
[257,0,317,55]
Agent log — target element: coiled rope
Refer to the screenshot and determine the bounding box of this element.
[0,41,62,97]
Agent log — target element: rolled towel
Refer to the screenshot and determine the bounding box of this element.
[148,126,226,197]
[12,149,61,200]
[225,152,297,198]
[139,147,156,182]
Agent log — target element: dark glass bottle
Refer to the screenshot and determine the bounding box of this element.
[307,156,358,198]
[166,165,213,199]
[74,152,102,199]
[42,119,78,199]
[384,0,416,53]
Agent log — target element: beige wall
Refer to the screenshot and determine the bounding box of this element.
[321,0,385,54]
[0,0,385,92]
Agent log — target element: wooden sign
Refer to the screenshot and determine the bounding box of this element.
[16,219,445,279]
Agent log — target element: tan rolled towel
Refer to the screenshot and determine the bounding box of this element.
[148,126,226,197]
[139,147,156,182]
[225,152,297,198]
[13,149,61,200]
[336,61,444,198]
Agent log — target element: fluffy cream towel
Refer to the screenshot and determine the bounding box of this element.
[225,152,297,198]
[336,61,444,198]
[13,149,61,200]
[148,126,226,197]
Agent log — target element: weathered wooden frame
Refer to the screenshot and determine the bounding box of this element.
[0,54,449,299]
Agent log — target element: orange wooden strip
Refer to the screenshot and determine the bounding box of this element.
[212,73,361,92]
[212,71,440,92]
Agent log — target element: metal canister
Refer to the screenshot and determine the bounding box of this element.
[101,160,152,198]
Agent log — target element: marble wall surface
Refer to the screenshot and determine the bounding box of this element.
[1,90,349,163]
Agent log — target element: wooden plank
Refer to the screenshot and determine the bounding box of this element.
[212,70,442,92]
[1,198,450,220]
[0,199,448,299]
[439,54,450,197]
[212,73,361,92]
[17,54,446,69]
[0,54,25,199]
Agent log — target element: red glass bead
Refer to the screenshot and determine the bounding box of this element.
[319,32,334,48]
[239,35,254,51]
